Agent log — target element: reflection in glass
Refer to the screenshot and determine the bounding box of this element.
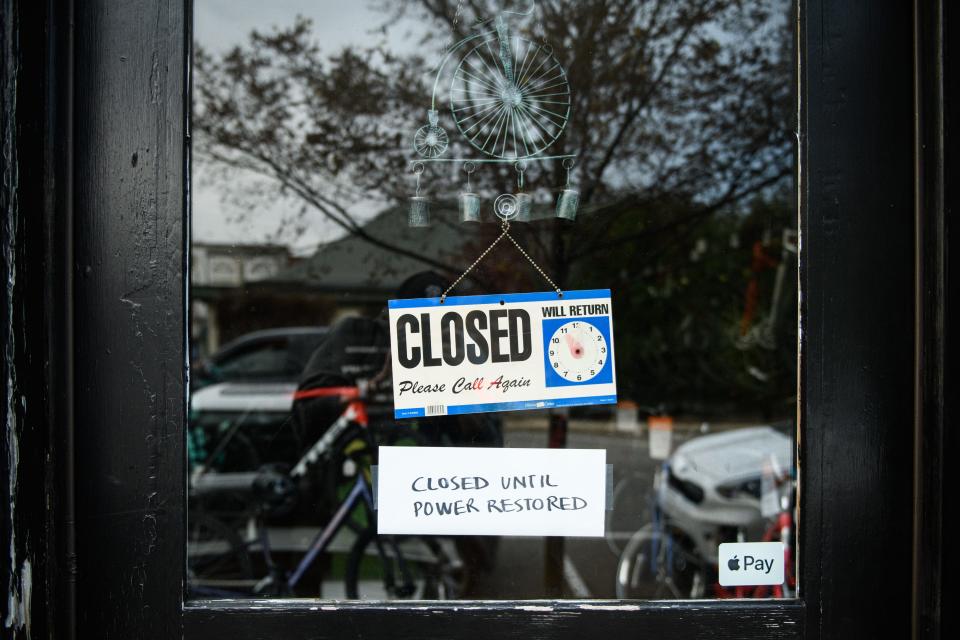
[188,0,796,601]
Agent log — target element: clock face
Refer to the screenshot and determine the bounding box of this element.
[547,321,608,383]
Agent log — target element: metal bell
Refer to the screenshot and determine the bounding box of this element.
[515,192,533,222]
[556,188,580,221]
[409,196,431,227]
[459,192,481,223]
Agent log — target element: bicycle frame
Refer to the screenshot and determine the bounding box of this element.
[189,384,433,599]
[189,464,376,599]
[648,461,674,577]
[282,472,375,590]
[714,472,796,599]
[290,387,368,478]
[255,387,377,595]
[190,386,376,598]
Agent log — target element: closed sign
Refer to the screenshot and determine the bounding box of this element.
[388,290,617,418]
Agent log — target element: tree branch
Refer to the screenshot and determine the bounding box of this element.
[569,166,792,262]
[582,1,713,203]
[201,142,465,276]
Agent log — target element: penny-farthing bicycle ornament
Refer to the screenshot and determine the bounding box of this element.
[411,0,576,228]
[407,1,577,302]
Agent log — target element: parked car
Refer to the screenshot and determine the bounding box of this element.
[192,327,329,390]
[616,425,794,598]
[660,425,793,564]
[189,327,328,471]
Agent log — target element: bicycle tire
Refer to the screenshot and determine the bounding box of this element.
[345,528,466,600]
[345,528,417,600]
[605,476,654,557]
[187,511,254,597]
[615,525,706,600]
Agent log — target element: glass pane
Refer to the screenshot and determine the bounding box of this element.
[188,0,797,601]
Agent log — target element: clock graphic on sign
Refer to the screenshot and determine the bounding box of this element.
[542,316,614,388]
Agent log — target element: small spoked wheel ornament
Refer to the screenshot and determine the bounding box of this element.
[494,193,520,221]
[414,108,449,158]
[414,124,449,158]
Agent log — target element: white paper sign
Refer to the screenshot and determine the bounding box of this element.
[718,542,786,586]
[760,457,780,518]
[388,289,617,419]
[376,446,606,537]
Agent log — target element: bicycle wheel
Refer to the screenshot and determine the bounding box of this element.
[615,525,706,599]
[345,528,465,600]
[189,421,261,473]
[450,35,570,159]
[605,477,655,557]
[187,511,254,597]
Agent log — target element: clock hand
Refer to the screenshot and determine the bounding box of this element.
[563,333,584,359]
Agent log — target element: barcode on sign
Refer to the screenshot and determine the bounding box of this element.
[425,405,446,416]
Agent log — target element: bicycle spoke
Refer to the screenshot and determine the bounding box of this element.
[451,37,570,158]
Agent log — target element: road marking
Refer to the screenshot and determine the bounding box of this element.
[563,555,591,598]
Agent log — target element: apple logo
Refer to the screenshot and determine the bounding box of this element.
[727,556,740,571]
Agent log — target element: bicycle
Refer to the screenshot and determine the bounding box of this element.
[187,385,465,599]
[615,459,796,600]
[615,461,707,599]
[603,404,676,558]
[713,467,796,599]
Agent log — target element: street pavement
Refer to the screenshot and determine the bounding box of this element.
[465,423,688,599]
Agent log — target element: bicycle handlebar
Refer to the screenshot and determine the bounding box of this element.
[191,471,259,496]
[292,386,362,402]
[292,380,395,405]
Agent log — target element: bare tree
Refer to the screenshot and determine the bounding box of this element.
[194,0,793,284]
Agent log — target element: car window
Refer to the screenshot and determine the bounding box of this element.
[290,333,329,371]
[214,338,295,380]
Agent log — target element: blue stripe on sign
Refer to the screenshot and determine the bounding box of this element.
[393,395,618,419]
[388,289,612,309]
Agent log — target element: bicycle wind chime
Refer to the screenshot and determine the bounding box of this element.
[408,0,578,299]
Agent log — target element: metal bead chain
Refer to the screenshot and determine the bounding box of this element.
[503,227,563,295]
[439,0,467,54]
[441,221,564,303]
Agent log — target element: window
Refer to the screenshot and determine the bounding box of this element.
[188,0,798,602]
[34,0,922,637]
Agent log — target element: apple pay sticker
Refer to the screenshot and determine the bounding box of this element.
[718,542,785,586]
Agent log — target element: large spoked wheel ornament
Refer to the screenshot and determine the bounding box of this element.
[450,36,571,159]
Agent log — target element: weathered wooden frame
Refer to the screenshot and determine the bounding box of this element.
[2,0,931,637]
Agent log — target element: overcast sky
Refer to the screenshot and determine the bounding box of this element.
[192,1,423,254]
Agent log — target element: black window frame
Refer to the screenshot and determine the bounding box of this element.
[6,0,937,637]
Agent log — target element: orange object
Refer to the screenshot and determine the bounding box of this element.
[740,240,779,335]
[648,415,673,431]
[291,386,360,401]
